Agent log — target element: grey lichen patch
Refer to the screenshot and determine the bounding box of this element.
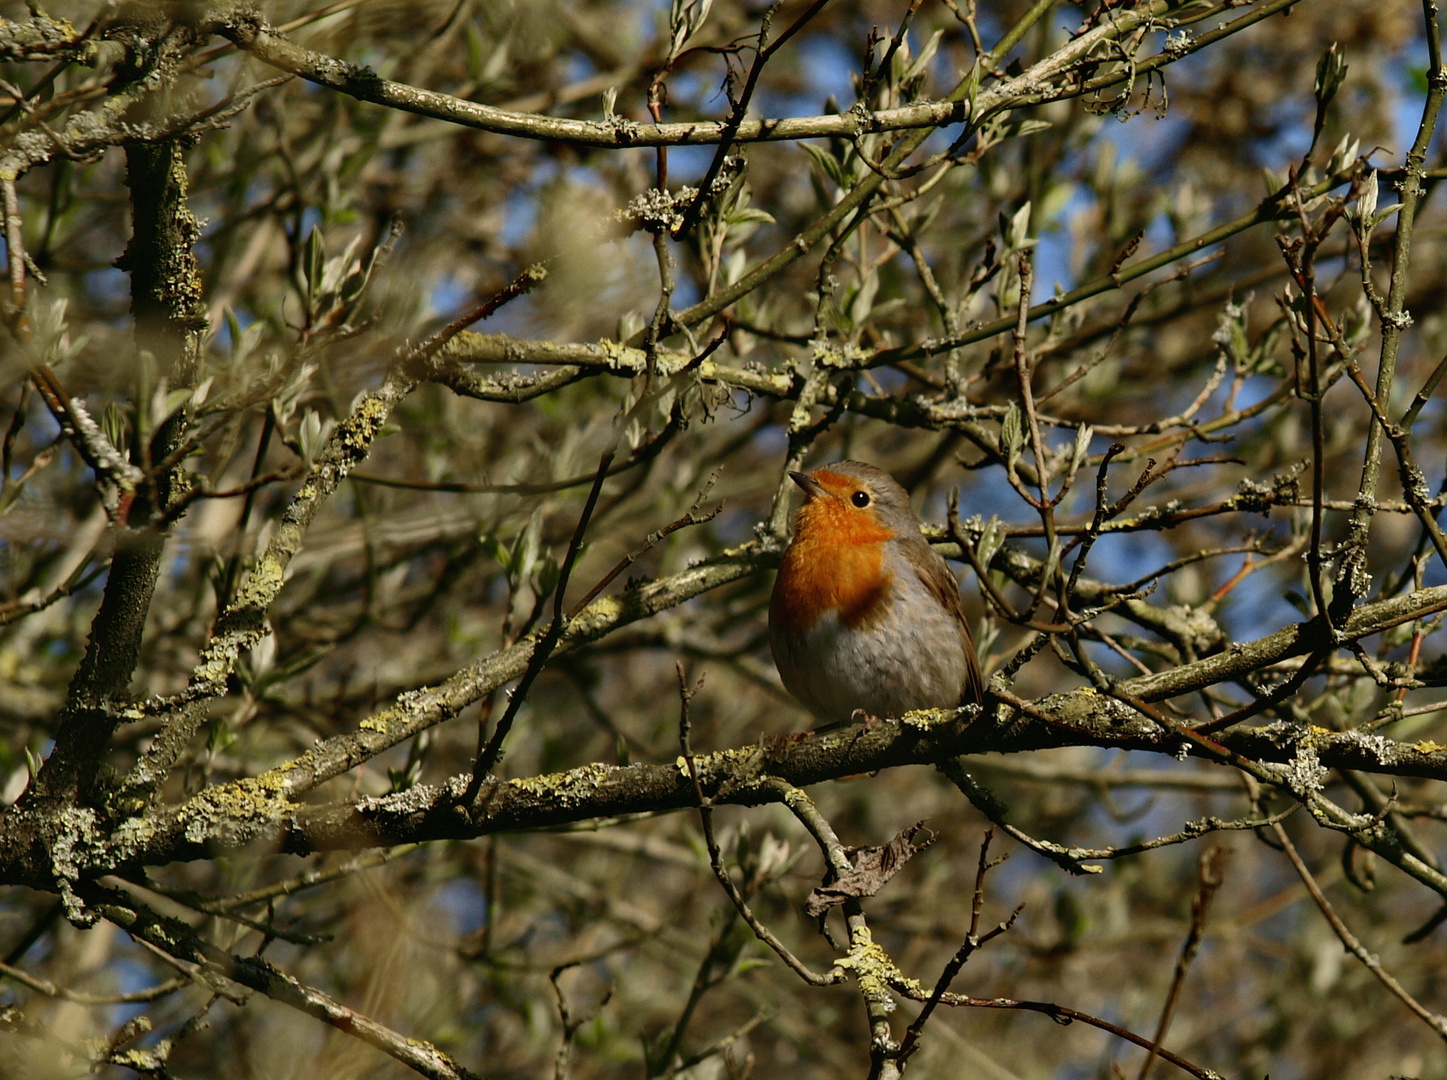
[392,687,435,713]
[109,812,160,859]
[357,780,448,816]
[0,14,85,61]
[1231,476,1278,514]
[617,186,697,232]
[1276,739,1327,798]
[50,805,103,925]
[1046,687,1149,734]
[606,112,644,144]
[1330,728,1404,765]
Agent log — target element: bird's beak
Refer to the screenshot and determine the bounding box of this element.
[789,471,826,499]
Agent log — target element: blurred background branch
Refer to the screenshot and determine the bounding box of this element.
[1,1,1446,1077]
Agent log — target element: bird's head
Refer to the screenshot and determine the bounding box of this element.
[787,461,919,546]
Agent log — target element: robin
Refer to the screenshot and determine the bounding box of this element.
[769,460,985,726]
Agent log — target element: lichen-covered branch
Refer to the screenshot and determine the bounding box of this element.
[218,1,1246,152]
[35,138,205,804]
[92,888,484,1080]
[124,365,420,799]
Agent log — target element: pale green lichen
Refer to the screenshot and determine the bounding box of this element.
[808,339,869,370]
[566,594,623,633]
[597,339,636,367]
[675,745,755,784]
[175,773,297,846]
[699,358,791,394]
[110,812,158,853]
[238,554,287,602]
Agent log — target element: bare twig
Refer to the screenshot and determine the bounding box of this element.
[678,668,843,988]
[897,830,1019,1064]
[1270,820,1447,1042]
[1137,846,1227,1080]
[467,447,614,791]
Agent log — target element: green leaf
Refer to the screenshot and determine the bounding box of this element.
[1313,42,1347,110]
[725,206,775,226]
[801,141,849,190]
[1006,201,1033,251]
[1283,590,1312,618]
[101,401,128,454]
[480,535,509,570]
[510,509,543,584]
[975,515,1006,569]
[901,28,943,84]
[1000,401,1025,461]
[534,552,561,601]
[617,309,645,341]
[304,225,326,298]
[1068,424,1093,477]
[1000,117,1052,140]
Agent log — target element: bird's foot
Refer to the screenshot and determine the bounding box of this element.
[849,708,884,730]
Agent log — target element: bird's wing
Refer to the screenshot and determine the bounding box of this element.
[903,537,985,704]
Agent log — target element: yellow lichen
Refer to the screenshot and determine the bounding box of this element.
[781,785,817,812]
[569,594,623,629]
[507,762,615,804]
[598,339,636,368]
[249,764,297,793]
[175,770,299,844]
[901,707,953,730]
[835,924,921,1006]
[242,555,287,598]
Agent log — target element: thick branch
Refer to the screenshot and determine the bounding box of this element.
[37,139,204,802]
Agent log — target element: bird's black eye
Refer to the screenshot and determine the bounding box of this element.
[851,490,871,508]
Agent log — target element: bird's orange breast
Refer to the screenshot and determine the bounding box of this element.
[771,497,894,635]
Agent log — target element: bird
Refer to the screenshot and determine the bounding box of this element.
[769,460,984,726]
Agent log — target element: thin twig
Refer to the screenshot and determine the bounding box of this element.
[467,447,614,792]
[1270,819,1447,1042]
[678,668,842,987]
[1136,846,1226,1080]
[897,830,1019,1064]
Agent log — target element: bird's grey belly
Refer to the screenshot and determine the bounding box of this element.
[770,590,969,724]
